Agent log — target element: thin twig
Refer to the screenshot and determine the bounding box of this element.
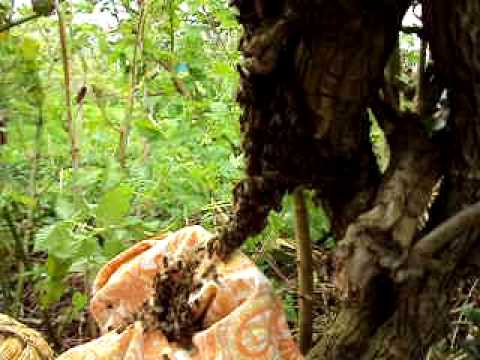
[451,278,479,350]
[56,0,79,169]
[264,254,292,284]
[119,0,148,168]
[158,60,192,98]
[91,85,120,132]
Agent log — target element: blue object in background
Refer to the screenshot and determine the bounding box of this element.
[175,63,189,73]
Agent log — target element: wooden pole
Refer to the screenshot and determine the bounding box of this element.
[293,187,313,354]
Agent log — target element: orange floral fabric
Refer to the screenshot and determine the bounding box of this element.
[57,226,302,360]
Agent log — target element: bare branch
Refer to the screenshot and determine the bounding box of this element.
[414,200,480,256]
[56,0,79,169]
[0,13,40,33]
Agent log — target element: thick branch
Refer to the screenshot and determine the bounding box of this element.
[414,200,480,256]
[335,116,443,297]
[311,114,444,358]
[0,13,40,33]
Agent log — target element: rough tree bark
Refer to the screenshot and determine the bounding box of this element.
[213,0,408,257]
[309,0,480,358]
[213,0,480,358]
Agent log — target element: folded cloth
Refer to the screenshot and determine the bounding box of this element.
[58,225,302,360]
[0,313,54,360]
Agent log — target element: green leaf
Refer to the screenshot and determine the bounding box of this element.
[211,61,233,77]
[100,229,128,258]
[461,305,480,326]
[95,184,133,227]
[9,191,36,207]
[55,196,76,219]
[76,235,99,258]
[38,278,67,308]
[72,291,88,312]
[73,167,102,188]
[20,37,40,61]
[282,291,297,324]
[34,222,76,260]
[103,161,125,190]
[46,255,71,280]
[135,118,164,141]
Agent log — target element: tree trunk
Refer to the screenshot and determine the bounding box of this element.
[219,0,480,358]
[384,38,401,111]
[214,0,409,256]
[308,0,480,358]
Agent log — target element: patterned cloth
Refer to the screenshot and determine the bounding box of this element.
[58,226,302,359]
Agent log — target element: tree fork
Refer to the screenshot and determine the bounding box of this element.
[308,114,445,358]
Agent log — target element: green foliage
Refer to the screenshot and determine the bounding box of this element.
[0,0,247,318]
[95,184,134,227]
[400,33,419,70]
[282,291,298,325]
[368,112,390,173]
[35,221,76,259]
[461,305,480,326]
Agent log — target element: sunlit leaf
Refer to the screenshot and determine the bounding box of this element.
[95,184,133,227]
[72,291,88,311]
[461,305,480,326]
[55,196,76,219]
[20,37,40,61]
[34,222,77,260]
